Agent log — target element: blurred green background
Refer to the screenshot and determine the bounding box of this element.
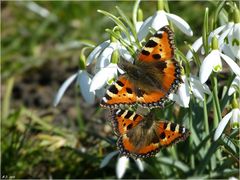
[2,1,238,179]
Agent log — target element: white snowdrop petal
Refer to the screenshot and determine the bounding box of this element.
[186,37,203,59]
[192,86,205,100]
[228,76,240,96]
[190,77,207,100]
[134,159,144,172]
[230,109,240,127]
[208,25,225,40]
[228,23,240,59]
[199,50,219,83]
[135,21,143,32]
[86,40,110,66]
[214,111,233,141]
[218,27,232,46]
[190,76,211,95]
[138,11,168,41]
[53,73,78,106]
[118,45,134,63]
[166,12,193,36]
[170,76,190,107]
[151,11,169,31]
[138,15,153,41]
[78,71,95,104]
[116,156,129,179]
[90,63,118,91]
[220,53,240,77]
[95,42,117,72]
[212,51,222,72]
[221,44,236,60]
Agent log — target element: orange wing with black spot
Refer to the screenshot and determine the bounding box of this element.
[111,110,190,158]
[100,75,169,108]
[138,25,175,62]
[110,109,143,136]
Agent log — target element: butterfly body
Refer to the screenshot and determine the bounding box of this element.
[110,109,190,158]
[101,25,182,108]
[119,60,169,92]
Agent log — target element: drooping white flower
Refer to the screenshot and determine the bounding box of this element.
[86,40,110,66]
[54,70,95,106]
[138,10,193,41]
[228,76,240,96]
[187,22,240,60]
[100,151,144,179]
[169,75,211,108]
[90,63,121,92]
[116,156,129,179]
[214,108,240,141]
[199,49,240,84]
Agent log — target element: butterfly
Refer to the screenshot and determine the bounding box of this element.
[110,109,190,158]
[101,25,182,109]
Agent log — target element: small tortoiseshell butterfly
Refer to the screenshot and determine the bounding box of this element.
[110,109,190,158]
[101,25,182,109]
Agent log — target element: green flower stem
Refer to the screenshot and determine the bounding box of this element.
[132,0,141,29]
[203,95,210,137]
[211,74,222,127]
[188,102,195,169]
[157,0,164,10]
[213,101,223,161]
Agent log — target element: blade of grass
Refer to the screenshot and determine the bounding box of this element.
[2,77,14,120]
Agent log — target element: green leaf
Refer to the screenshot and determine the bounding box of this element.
[98,9,132,44]
[202,7,209,54]
[115,6,141,49]
[157,157,190,173]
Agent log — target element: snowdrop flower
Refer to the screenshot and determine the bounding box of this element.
[199,37,240,84]
[187,8,240,60]
[90,63,122,92]
[54,70,95,106]
[138,10,193,41]
[214,108,240,141]
[169,75,211,108]
[228,76,240,96]
[87,40,135,74]
[100,151,144,179]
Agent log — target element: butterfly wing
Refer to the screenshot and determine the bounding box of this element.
[100,75,168,108]
[113,111,190,158]
[110,109,143,136]
[138,25,175,62]
[138,25,182,98]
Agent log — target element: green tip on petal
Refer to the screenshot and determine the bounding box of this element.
[212,36,219,50]
[233,8,240,23]
[111,49,119,64]
[213,64,222,72]
[232,122,240,129]
[137,8,143,22]
[157,0,164,10]
[107,77,115,85]
[232,94,239,109]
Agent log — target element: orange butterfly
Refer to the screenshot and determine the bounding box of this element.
[110,109,190,158]
[101,25,182,109]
